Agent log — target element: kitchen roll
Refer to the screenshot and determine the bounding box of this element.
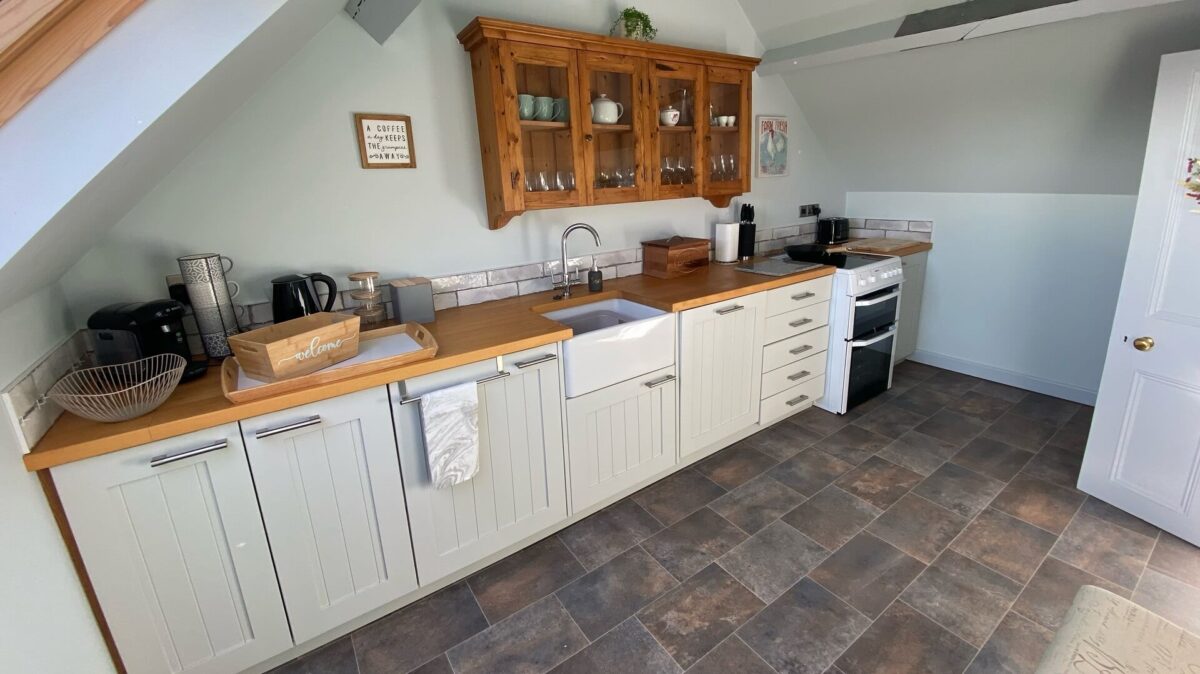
[715,222,739,263]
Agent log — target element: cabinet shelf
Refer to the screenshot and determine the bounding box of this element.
[659,125,694,132]
[593,123,632,132]
[710,126,739,132]
[520,120,570,130]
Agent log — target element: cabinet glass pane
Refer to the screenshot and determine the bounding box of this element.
[516,62,577,192]
[655,76,696,186]
[589,69,637,190]
[707,81,741,183]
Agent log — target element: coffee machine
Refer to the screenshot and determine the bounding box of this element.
[88,300,207,381]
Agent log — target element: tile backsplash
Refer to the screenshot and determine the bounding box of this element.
[2,331,91,453]
[848,218,934,242]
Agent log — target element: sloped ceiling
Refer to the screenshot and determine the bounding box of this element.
[0,0,345,314]
[735,0,965,49]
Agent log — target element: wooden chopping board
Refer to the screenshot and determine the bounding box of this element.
[844,238,914,253]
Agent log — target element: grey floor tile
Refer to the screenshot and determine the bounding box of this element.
[866,494,967,564]
[1050,513,1155,589]
[642,508,748,581]
[852,404,927,439]
[983,412,1057,452]
[814,425,893,465]
[944,390,1013,423]
[353,582,488,674]
[1132,568,1200,635]
[744,422,825,462]
[971,380,1029,404]
[468,536,585,622]
[556,545,678,640]
[633,468,727,526]
[550,618,680,674]
[876,430,959,476]
[1011,557,1131,631]
[916,409,987,447]
[781,485,882,551]
[965,612,1053,674]
[835,601,976,674]
[951,508,1057,584]
[446,596,588,674]
[951,436,1034,482]
[696,444,780,490]
[835,456,923,510]
[912,462,1005,519]
[409,655,453,674]
[923,370,983,398]
[769,449,856,497]
[990,474,1085,535]
[738,578,872,674]
[638,564,764,669]
[710,474,806,535]
[900,550,1023,647]
[270,636,356,674]
[719,520,828,602]
[1020,445,1083,490]
[789,407,853,437]
[1009,393,1079,427]
[893,360,940,382]
[686,636,775,674]
[557,499,662,571]
[810,532,926,618]
[889,385,956,417]
[1078,497,1159,540]
[1149,532,1200,587]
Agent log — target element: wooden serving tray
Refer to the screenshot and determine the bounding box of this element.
[221,322,437,403]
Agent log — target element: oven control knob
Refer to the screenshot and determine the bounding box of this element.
[869,276,876,283]
[858,279,866,286]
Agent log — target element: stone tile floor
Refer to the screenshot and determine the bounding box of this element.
[275,362,1200,674]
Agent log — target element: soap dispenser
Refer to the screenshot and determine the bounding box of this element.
[587,262,603,292]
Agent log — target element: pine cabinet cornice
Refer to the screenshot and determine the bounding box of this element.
[458,17,759,229]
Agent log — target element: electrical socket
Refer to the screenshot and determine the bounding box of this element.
[799,204,820,218]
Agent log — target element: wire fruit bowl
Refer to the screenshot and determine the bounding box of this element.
[49,354,187,423]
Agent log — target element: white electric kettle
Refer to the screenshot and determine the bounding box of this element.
[590,94,624,124]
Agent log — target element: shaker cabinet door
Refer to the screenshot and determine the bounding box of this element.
[679,293,766,457]
[242,387,418,644]
[51,424,292,674]
[394,348,568,585]
[566,366,678,512]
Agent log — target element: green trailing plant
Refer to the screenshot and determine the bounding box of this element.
[611,7,657,41]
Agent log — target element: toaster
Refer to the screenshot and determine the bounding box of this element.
[817,217,850,245]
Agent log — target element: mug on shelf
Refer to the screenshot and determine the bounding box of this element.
[726,115,737,127]
[717,115,732,127]
[518,94,535,120]
[534,96,561,121]
[553,97,570,121]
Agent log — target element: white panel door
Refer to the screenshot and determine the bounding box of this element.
[51,424,291,674]
[242,387,418,643]
[566,366,678,511]
[394,347,568,584]
[679,293,766,457]
[1080,50,1200,546]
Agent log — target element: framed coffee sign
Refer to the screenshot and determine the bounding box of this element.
[354,113,417,169]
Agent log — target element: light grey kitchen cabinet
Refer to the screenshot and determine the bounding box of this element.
[392,345,568,584]
[678,293,766,457]
[895,250,928,363]
[241,387,418,644]
[566,365,678,512]
[51,424,292,674]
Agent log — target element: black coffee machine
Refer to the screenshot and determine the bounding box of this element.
[88,300,207,381]
[271,273,337,323]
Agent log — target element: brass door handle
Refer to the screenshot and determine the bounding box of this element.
[1133,336,1155,352]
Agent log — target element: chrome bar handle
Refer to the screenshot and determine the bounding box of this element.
[643,374,676,389]
[787,370,812,382]
[785,394,810,407]
[791,291,816,301]
[849,326,898,348]
[514,354,557,369]
[854,289,901,307]
[715,304,744,315]
[788,344,814,355]
[255,415,322,440]
[150,440,228,467]
[788,318,814,328]
[399,370,513,406]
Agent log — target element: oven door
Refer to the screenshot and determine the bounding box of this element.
[845,283,902,410]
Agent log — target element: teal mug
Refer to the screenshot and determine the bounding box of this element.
[553,97,569,121]
[517,94,535,120]
[534,96,562,121]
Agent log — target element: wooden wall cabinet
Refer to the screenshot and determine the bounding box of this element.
[459,17,759,229]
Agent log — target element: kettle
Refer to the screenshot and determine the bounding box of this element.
[590,94,624,124]
[271,273,337,324]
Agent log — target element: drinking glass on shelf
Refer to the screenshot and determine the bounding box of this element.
[525,175,533,192]
[679,158,694,184]
[710,156,720,181]
[725,154,737,179]
[597,170,610,189]
[613,168,626,188]
[562,170,576,190]
[536,171,550,191]
[662,158,675,185]
[553,172,565,191]
[623,166,636,187]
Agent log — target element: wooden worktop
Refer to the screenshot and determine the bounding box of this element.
[25,262,835,471]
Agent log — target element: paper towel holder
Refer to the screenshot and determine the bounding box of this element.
[714,222,740,264]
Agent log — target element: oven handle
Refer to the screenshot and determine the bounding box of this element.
[849,326,897,348]
[854,288,901,307]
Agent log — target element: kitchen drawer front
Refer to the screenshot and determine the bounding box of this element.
[764,301,830,344]
[761,375,826,425]
[762,351,827,399]
[765,276,832,317]
[762,325,829,372]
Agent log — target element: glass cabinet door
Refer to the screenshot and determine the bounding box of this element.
[501,42,585,211]
[648,61,704,199]
[579,53,647,205]
[703,66,751,200]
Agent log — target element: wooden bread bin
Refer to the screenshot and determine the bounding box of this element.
[228,313,361,382]
[642,236,710,279]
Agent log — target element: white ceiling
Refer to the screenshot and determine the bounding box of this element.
[735,0,966,49]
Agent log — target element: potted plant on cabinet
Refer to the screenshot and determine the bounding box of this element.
[610,7,657,41]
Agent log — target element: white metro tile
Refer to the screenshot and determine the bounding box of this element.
[849,218,865,228]
[865,219,908,231]
[517,277,554,295]
[907,220,933,232]
[771,225,800,239]
[885,230,931,242]
[430,272,488,293]
[432,293,459,311]
[544,256,593,276]
[7,375,39,418]
[458,283,518,306]
[487,263,545,285]
[593,249,638,268]
[616,262,643,277]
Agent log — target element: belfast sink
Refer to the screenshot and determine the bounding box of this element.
[542,298,675,398]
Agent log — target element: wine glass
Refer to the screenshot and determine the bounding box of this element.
[679,157,694,184]
[554,172,565,191]
[624,166,637,187]
[564,171,576,190]
[536,171,550,191]
[662,157,675,185]
[724,154,737,180]
[597,170,610,189]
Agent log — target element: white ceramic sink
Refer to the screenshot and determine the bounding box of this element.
[543,298,675,398]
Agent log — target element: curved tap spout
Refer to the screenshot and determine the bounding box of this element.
[559,223,602,298]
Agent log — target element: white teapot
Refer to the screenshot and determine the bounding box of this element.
[659,106,680,126]
[590,94,624,124]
